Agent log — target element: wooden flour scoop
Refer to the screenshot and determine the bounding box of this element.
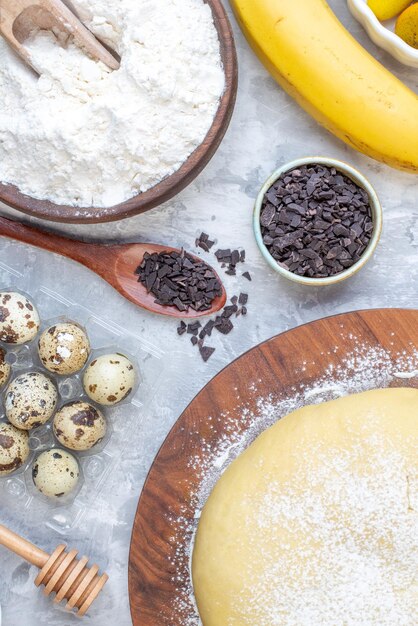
[0,0,120,73]
[0,523,108,616]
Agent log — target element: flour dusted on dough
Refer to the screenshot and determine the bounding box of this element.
[236,441,418,625]
[192,388,418,626]
[0,0,224,208]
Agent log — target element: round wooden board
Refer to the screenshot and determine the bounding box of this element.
[128,309,418,625]
[0,0,237,224]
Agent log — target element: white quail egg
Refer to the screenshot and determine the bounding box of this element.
[32,449,80,498]
[0,291,40,344]
[0,347,11,389]
[83,353,136,406]
[53,401,106,451]
[38,322,90,375]
[0,422,30,476]
[5,372,58,430]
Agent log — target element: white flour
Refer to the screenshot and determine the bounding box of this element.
[0,0,224,208]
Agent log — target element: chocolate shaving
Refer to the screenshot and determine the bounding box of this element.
[199,345,216,362]
[259,164,373,278]
[135,249,223,312]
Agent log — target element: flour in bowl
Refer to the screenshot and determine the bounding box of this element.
[0,0,225,208]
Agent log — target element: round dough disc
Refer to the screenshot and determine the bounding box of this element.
[192,388,418,625]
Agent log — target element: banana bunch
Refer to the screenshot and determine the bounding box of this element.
[231,0,418,173]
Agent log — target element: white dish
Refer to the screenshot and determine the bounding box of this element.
[348,0,418,67]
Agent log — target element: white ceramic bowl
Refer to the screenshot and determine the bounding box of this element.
[348,0,418,67]
[253,157,383,287]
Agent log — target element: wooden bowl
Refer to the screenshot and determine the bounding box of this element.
[128,308,418,625]
[0,0,237,224]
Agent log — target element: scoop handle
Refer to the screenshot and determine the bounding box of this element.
[0,523,49,568]
[0,0,120,73]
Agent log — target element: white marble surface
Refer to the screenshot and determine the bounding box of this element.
[0,2,417,625]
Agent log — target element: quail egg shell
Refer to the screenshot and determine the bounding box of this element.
[32,449,80,498]
[5,372,58,430]
[0,291,40,344]
[0,347,11,389]
[0,422,30,476]
[38,322,90,375]
[53,401,106,451]
[83,353,136,406]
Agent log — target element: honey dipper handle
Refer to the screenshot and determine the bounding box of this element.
[0,523,49,569]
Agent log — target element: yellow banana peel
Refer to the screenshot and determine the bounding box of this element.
[231,0,418,173]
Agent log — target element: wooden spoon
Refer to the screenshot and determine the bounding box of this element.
[0,216,227,318]
[0,0,120,73]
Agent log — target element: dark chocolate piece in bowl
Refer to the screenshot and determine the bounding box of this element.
[259,163,373,278]
[254,158,382,286]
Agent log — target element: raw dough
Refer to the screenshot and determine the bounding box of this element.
[192,388,418,626]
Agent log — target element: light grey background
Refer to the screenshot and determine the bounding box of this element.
[0,1,417,625]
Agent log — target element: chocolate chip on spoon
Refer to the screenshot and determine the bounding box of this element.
[135,249,223,313]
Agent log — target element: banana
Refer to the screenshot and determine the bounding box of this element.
[230,0,418,173]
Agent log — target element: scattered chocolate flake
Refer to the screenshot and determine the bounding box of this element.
[222,305,238,318]
[176,237,251,361]
[214,247,246,276]
[259,163,374,278]
[198,241,210,252]
[187,321,201,335]
[201,319,215,337]
[215,316,234,335]
[215,248,231,261]
[199,345,216,362]
[177,321,187,336]
[135,249,223,312]
[231,250,240,266]
[195,232,215,252]
[242,271,252,281]
[179,289,250,360]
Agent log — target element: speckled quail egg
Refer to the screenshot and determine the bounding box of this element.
[5,372,58,430]
[83,353,136,406]
[32,449,80,498]
[0,347,11,389]
[53,401,106,451]
[38,322,90,375]
[0,291,40,344]
[0,422,30,476]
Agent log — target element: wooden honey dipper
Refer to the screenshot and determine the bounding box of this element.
[0,523,108,616]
